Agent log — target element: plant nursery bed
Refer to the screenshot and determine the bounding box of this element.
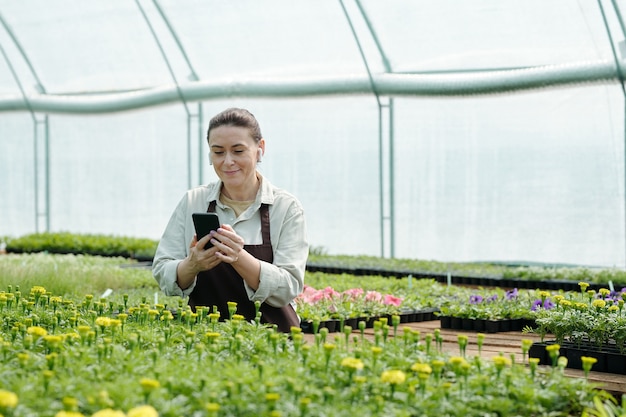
[530,340,626,375]
[439,316,536,333]
[299,307,440,334]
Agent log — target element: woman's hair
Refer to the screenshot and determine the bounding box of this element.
[207,108,262,143]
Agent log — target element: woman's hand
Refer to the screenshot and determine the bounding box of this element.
[209,224,245,264]
[187,234,222,272]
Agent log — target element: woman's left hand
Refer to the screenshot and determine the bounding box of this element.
[210,224,245,264]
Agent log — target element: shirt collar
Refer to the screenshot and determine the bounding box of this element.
[205,172,274,206]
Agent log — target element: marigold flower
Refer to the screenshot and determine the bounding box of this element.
[599,288,611,297]
[206,402,220,412]
[139,378,160,391]
[581,356,598,374]
[0,389,18,409]
[92,409,127,417]
[380,369,406,385]
[578,282,590,291]
[95,317,112,328]
[341,357,364,371]
[265,392,280,402]
[27,326,48,339]
[430,359,445,374]
[127,405,158,417]
[592,299,606,309]
[353,376,367,384]
[30,286,47,296]
[492,356,512,368]
[411,362,432,375]
[323,343,336,353]
[449,356,467,366]
[545,344,560,353]
[44,335,63,346]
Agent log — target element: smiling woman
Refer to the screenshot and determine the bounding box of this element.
[152,108,309,332]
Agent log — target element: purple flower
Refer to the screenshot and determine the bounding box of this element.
[469,295,483,304]
[486,294,498,303]
[505,288,518,300]
[531,299,543,311]
[531,298,555,311]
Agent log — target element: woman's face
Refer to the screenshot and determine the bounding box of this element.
[208,125,264,192]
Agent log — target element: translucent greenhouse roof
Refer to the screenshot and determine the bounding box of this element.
[2,1,626,268]
[1,1,624,108]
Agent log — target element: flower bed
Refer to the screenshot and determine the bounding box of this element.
[0,284,609,416]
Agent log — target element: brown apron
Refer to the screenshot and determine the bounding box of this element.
[188,200,300,333]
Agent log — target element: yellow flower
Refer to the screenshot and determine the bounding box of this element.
[205,403,220,412]
[449,356,467,366]
[592,299,606,309]
[581,356,598,372]
[492,356,512,368]
[265,392,280,402]
[545,344,560,353]
[578,282,589,291]
[30,286,47,296]
[370,346,383,356]
[92,409,127,417]
[0,389,18,409]
[380,369,406,385]
[44,335,63,347]
[599,288,611,297]
[127,405,158,417]
[95,317,112,328]
[341,357,364,371]
[139,378,160,391]
[538,290,550,299]
[27,326,48,339]
[410,363,432,375]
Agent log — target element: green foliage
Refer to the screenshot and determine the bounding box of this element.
[0,283,605,416]
[0,253,158,298]
[5,232,158,261]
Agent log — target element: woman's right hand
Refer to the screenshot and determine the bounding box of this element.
[175,234,223,290]
[188,233,222,273]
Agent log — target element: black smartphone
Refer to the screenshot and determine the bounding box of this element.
[192,213,220,247]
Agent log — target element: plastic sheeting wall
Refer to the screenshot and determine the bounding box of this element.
[1,0,625,267]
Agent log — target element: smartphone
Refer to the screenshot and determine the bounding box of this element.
[192,213,221,247]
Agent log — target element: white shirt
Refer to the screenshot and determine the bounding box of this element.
[152,174,308,307]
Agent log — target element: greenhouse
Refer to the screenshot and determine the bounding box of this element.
[5,2,626,416]
[3,0,626,267]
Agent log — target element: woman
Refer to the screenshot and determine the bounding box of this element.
[152,107,308,332]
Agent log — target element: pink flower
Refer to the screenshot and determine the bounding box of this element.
[365,291,383,303]
[342,288,364,300]
[383,294,403,306]
[322,286,340,299]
